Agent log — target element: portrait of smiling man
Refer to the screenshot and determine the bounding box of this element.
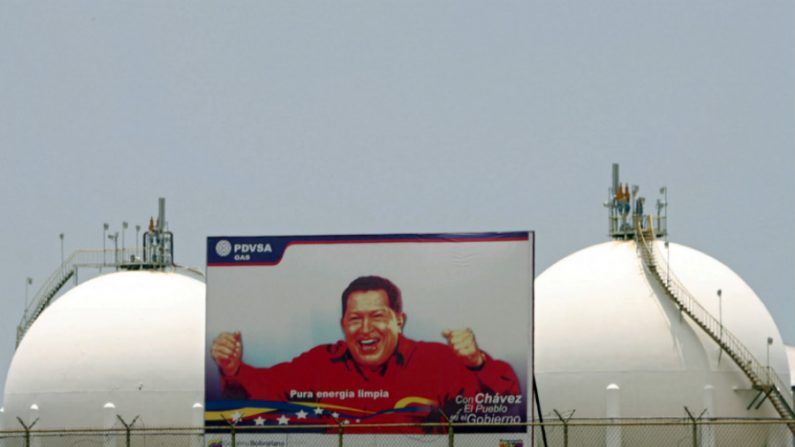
[211,275,521,427]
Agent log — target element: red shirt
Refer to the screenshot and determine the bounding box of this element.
[222,336,522,431]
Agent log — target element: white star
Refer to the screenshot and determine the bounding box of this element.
[277,415,290,425]
[314,408,324,415]
[343,420,350,425]
[355,419,361,423]
[296,410,308,419]
[254,417,265,426]
[231,412,242,423]
[331,412,340,419]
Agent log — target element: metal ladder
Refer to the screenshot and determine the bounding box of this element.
[635,219,795,432]
[17,248,142,346]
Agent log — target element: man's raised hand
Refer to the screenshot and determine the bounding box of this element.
[442,328,485,368]
[212,331,242,376]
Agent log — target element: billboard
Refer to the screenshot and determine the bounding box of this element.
[205,232,533,435]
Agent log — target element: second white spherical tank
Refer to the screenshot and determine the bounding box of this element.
[536,240,790,420]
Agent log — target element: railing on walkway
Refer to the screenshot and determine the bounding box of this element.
[16,248,202,347]
[17,249,145,346]
[1,419,794,447]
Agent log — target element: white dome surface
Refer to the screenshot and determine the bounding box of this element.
[536,240,790,420]
[3,271,205,430]
[786,345,795,387]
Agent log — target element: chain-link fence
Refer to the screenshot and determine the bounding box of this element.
[1,419,793,447]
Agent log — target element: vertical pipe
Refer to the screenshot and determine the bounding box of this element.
[192,403,204,447]
[157,198,166,267]
[606,384,621,447]
[103,403,116,447]
[610,164,619,235]
[158,198,166,232]
[702,386,715,447]
[28,404,40,447]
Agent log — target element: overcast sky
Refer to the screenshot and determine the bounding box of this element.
[0,1,792,408]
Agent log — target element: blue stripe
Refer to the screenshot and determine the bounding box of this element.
[207,231,530,266]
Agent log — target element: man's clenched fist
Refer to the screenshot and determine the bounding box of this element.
[212,331,242,377]
[442,328,485,368]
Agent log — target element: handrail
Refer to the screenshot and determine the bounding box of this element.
[16,248,201,347]
[20,250,138,318]
[635,221,795,426]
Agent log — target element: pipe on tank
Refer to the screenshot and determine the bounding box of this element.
[606,384,621,447]
[701,385,716,447]
[158,198,166,232]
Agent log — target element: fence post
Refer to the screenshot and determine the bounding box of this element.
[116,415,139,447]
[16,417,37,447]
[553,410,572,447]
[336,418,344,447]
[684,406,706,447]
[221,412,239,447]
[438,409,454,447]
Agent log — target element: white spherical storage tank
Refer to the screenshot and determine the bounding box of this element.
[2,271,205,430]
[536,240,791,446]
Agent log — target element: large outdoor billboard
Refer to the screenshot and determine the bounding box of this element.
[205,232,533,435]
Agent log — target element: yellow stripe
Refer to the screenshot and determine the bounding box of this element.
[205,407,276,421]
[289,402,374,415]
[394,396,435,408]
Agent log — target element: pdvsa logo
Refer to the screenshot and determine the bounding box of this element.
[231,242,273,261]
[214,239,273,261]
[234,243,272,253]
[215,240,232,257]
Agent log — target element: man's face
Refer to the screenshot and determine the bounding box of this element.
[341,289,405,370]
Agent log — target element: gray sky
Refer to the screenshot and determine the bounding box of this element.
[1,1,793,407]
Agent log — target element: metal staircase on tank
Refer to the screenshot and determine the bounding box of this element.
[17,262,75,344]
[16,249,134,346]
[634,216,795,433]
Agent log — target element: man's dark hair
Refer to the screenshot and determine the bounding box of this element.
[341,276,402,316]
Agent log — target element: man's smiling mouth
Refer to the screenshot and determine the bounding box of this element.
[359,338,380,352]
